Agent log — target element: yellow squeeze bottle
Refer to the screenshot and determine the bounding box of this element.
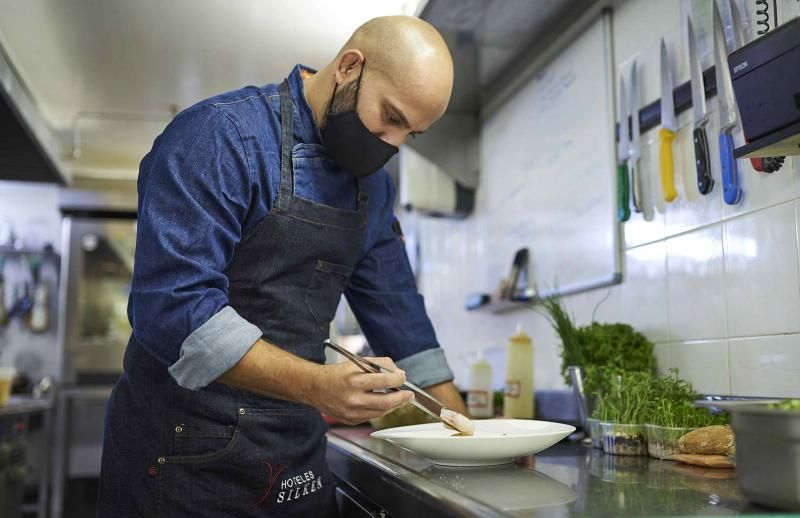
[467,353,494,418]
[503,324,534,419]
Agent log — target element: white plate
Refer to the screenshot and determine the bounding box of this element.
[371,419,575,466]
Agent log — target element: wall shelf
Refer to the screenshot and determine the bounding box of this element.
[0,246,59,258]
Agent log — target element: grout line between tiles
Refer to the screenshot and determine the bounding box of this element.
[794,200,800,335]
[654,330,800,345]
[719,216,733,395]
[625,199,798,251]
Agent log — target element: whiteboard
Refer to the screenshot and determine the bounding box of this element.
[480,11,621,298]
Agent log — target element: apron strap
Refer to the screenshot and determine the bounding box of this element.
[280,77,368,222]
[278,80,294,196]
[356,179,368,223]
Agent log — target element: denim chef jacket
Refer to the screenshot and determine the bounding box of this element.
[128,65,453,390]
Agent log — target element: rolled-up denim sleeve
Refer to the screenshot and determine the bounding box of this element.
[344,179,454,388]
[130,105,261,390]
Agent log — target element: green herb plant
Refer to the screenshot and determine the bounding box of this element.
[592,369,727,427]
[540,296,582,368]
[592,371,652,424]
[645,369,726,428]
[540,296,655,396]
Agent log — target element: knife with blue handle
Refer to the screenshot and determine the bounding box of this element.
[719,133,741,204]
[713,2,742,205]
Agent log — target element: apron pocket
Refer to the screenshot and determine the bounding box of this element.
[157,407,333,517]
[305,259,353,331]
[172,424,237,458]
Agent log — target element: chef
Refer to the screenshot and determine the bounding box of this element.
[97,14,465,517]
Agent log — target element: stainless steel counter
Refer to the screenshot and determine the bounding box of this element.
[327,426,779,517]
[0,395,52,417]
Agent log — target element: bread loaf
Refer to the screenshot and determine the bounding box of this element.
[678,425,735,456]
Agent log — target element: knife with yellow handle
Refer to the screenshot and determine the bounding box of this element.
[659,39,678,203]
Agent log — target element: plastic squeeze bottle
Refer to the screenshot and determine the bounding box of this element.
[467,352,494,418]
[503,323,534,419]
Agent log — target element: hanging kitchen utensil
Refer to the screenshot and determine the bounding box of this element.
[629,61,654,220]
[504,248,529,300]
[688,15,715,195]
[617,75,631,222]
[28,256,48,332]
[0,256,7,327]
[659,39,678,203]
[626,61,644,216]
[9,282,32,320]
[713,1,743,204]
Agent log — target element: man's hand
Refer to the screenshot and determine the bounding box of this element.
[218,340,413,425]
[309,357,414,425]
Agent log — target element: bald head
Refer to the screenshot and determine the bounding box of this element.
[342,16,453,100]
[304,15,454,148]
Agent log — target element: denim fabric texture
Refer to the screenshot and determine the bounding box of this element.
[99,79,361,517]
[128,65,453,389]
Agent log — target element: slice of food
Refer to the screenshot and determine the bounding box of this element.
[440,408,475,436]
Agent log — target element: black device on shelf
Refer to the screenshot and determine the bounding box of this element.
[730,16,800,159]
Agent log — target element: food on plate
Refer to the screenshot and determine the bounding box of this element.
[440,408,475,436]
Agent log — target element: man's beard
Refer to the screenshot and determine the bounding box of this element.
[324,79,359,123]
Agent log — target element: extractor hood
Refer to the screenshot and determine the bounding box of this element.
[395,0,598,216]
[0,47,66,183]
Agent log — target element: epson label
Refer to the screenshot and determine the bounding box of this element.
[733,61,749,74]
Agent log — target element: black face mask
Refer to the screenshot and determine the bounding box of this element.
[321,63,399,178]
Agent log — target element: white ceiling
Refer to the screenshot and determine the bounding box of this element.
[0,0,422,180]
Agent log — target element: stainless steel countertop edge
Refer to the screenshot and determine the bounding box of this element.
[326,433,509,518]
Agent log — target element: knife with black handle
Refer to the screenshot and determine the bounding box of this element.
[693,127,714,195]
[688,16,715,196]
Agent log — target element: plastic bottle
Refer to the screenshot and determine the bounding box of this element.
[503,323,534,419]
[467,352,494,418]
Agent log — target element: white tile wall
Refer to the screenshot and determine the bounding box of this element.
[666,339,731,395]
[666,224,727,341]
[411,0,800,398]
[621,241,669,343]
[794,157,800,198]
[723,202,800,337]
[729,335,800,398]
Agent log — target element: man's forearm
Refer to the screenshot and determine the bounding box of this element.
[217,338,320,404]
[216,338,414,424]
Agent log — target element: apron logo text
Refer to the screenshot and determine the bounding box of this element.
[276,470,323,504]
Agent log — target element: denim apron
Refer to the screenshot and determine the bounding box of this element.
[98,80,367,517]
